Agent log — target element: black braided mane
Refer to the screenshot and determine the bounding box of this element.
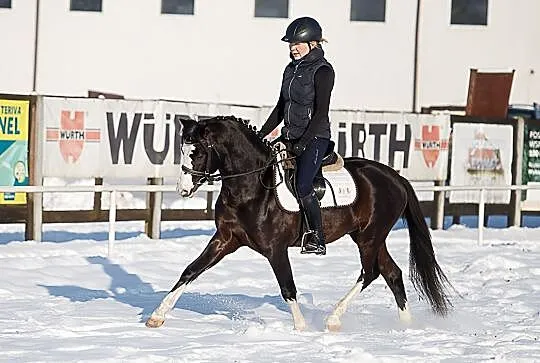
[210,115,273,153]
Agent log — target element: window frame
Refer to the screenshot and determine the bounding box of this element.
[450,0,489,26]
[70,0,103,12]
[254,0,289,19]
[161,0,195,15]
[350,0,386,22]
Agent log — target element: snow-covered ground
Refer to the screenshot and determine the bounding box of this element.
[1,217,539,362]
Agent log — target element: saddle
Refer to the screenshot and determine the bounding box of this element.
[280,140,343,201]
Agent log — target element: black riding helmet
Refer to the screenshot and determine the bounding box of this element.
[281,17,322,43]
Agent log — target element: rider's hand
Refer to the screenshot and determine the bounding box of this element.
[292,141,307,156]
[256,131,266,140]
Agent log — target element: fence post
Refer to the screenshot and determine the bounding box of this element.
[206,191,214,219]
[108,190,117,257]
[145,177,163,239]
[29,95,43,242]
[478,188,486,245]
[93,177,103,214]
[432,180,445,229]
[509,117,525,227]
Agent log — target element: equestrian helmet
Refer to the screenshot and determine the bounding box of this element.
[281,17,323,43]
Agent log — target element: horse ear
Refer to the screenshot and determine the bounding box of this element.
[179,116,196,129]
[180,117,198,144]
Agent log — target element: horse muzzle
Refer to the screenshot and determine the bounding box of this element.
[177,170,197,198]
[180,183,200,198]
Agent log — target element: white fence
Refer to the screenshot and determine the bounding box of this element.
[1,184,540,255]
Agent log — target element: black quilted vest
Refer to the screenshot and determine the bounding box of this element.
[280,47,332,140]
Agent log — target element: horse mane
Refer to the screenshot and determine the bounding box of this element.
[208,115,273,153]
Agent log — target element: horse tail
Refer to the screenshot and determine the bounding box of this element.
[402,178,453,316]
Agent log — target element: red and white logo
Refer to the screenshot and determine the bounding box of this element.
[414,125,449,168]
[46,111,101,164]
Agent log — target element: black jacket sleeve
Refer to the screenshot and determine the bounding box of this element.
[259,93,285,137]
[298,65,335,146]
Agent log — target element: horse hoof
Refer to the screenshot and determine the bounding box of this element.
[326,315,341,332]
[398,303,412,324]
[398,310,412,324]
[146,316,165,328]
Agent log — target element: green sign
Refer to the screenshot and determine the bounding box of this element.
[523,123,540,183]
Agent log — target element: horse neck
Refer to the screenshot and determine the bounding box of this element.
[218,133,272,194]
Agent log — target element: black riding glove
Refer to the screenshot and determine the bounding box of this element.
[291,140,308,156]
[256,131,266,140]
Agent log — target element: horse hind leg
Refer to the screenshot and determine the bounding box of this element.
[326,231,381,332]
[377,244,411,323]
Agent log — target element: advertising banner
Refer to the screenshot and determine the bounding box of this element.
[40,97,451,181]
[450,123,513,203]
[0,99,29,204]
[42,98,265,179]
[43,98,182,178]
[330,111,450,180]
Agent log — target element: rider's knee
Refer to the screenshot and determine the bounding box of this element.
[296,183,312,198]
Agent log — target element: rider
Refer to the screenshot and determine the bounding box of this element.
[258,17,335,256]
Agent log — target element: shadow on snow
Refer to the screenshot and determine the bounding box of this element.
[0,227,215,245]
[38,255,290,324]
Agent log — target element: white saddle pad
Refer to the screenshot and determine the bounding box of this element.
[273,145,358,212]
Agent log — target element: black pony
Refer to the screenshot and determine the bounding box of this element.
[146,116,452,331]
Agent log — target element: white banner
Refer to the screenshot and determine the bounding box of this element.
[329,111,450,180]
[40,97,450,181]
[449,123,513,203]
[43,98,183,178]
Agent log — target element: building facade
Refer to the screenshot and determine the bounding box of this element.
[2,0,539,111]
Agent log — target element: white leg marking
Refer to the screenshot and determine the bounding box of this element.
[398,302,412,323]
[287,300,307,331]
[146,285,187,328]
[326,281,364,332]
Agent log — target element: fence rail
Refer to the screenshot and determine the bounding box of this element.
[2,183,540,255]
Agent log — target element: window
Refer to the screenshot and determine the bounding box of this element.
[162,0,194,15]
[70,0,102,12]
[350,0,386,22]
[451,0,488,25]
[0,0,11,8]
[254,0,288,18]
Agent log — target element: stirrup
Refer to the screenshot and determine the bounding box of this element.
[301,244,326,255]
[300,231,326,255]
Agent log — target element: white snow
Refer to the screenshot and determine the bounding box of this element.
[1,191,539,362]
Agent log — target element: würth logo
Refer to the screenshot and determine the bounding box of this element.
[414,125,449,168]
[46,111,101,163]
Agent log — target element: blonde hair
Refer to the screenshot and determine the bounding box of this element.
[310,39,328,48]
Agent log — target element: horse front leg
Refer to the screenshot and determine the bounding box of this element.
[146,232,239,328]
[268,250,307,331]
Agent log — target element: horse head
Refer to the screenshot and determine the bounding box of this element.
[178,115,272,197]
[178,117,221,197]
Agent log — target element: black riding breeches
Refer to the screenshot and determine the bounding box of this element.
[295,137,330,198]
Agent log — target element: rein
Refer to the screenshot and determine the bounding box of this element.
[181,143,294,189]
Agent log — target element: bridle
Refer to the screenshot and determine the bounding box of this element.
[181,140,293,189]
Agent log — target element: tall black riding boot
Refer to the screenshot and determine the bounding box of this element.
[299,191,326,255]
